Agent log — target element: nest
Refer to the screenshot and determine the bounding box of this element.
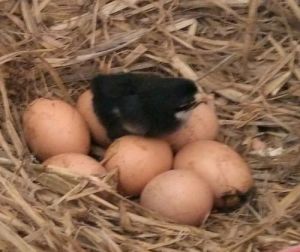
[0,0,300,251]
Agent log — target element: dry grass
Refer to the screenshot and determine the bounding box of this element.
[0,0,300,251]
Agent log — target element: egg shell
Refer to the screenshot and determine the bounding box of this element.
[22,98,90,161]
[43,153,106,176]
[103,135,173,196]
[174,140,254,209]
[140,169,214,226]
[277,245,300,252]
[251,138,267,151]
[76,89,111,147]
[161,96,219,151]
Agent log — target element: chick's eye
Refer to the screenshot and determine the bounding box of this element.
[175,99,202,112]
[175,103,193,112]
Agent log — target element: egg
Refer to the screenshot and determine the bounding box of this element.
[140,169,214,226]
[277,245,300,252]
[76,89,111,146]
[43,153,106,176]
[102,135,173,196]
[22,98,90,161]
[174,140,254,210]
[161,96,219,151]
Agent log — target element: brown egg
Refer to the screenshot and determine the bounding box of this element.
[277,244,300,252]
[43,153,106,176]
[161,96,219,151]
[174,140,254,210]
[103,135,173,196]
[140,169,214,226]
[22,98,90,161]
[76,89,111,146]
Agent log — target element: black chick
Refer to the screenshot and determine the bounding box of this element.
[90,72,202,140]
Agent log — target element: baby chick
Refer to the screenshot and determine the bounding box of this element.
[90,72,202,140]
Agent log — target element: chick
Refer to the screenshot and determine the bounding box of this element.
[90,72,202,140]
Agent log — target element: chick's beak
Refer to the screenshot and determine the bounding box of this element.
[193,91,207,107]
[194,92,202,104]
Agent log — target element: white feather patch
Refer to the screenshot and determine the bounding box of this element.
[175,110,191,121]
[123,121,147,135]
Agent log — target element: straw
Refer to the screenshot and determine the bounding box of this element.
[0,0,299,251]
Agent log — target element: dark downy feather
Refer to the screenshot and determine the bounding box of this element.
[90,72,201,140]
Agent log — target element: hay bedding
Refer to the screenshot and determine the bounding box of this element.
[0,0,300,251]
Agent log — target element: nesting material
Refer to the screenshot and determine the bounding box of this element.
[0,0,300,251]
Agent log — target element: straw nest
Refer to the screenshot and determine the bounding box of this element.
[0,0,300,251]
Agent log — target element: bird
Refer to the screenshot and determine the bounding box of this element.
[90,72,203,140]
